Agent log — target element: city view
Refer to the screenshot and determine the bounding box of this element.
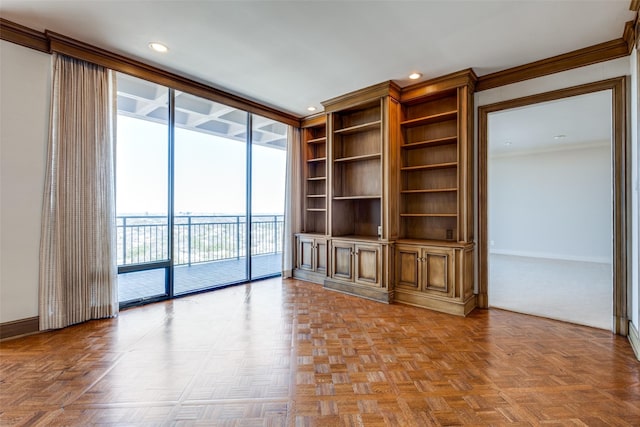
[116,75,287,303]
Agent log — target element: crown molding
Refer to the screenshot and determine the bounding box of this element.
[0,18,48,52]
[1,13,635,113]
[401,68,477,103]
[623,19,637,52]
[0,18,299,126]
[301,112,327,128]
[476,38,629,92]
[46,31,300,126]
[321,81,401,112]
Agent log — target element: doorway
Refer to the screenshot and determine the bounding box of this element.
[478,77,629,335]
[487,91,612,329]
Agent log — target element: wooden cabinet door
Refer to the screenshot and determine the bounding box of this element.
[331,241,354,281]
[354,244,380,287]
[315,238,327,274]
[420,247,454,297]
[297,236,315,271]
[395,245,420,290]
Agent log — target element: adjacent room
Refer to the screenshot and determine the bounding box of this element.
[488,91,614,330]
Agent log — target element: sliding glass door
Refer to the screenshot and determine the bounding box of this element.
[250,115,287,279]
[115,75,170,304]
[115,74,288,306]
[173,92,248,294]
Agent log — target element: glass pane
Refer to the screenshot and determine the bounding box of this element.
[251,115,287,279]
[118,269,167,303]
[173,91,248,294]
[116,73,169,302]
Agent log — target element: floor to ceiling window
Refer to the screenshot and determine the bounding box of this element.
[116,77,170,304]
[250,115,287,279]
[115,74,287,307]
[173,91,249,294]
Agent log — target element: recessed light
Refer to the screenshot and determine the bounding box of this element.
[504,141,512,146]
[553,134,567,141]
[307,106,317,112]
[148,42,169,53]
[409,72,422,80]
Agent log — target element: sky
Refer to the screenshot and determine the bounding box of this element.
[116,115,286,216]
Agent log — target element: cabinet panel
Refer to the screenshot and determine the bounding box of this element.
[422,247,454,297]
[297,236,314,271]
[355,244,380,286]
[293,234,328,285]
[423,251,449,292]
[396,245,420,289]
[316,239,327,274]
[331,242,354,281]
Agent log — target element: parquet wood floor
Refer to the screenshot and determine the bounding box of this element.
[1,278,639,426]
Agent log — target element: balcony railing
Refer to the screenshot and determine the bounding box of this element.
[117,214,284,266]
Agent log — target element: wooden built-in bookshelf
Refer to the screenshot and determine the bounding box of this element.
[302,115,328,235]
[330,99,383,238]
[319,82,401,303]
[295,71,477,315]
[399,88,460,242]
[394,70,477,316]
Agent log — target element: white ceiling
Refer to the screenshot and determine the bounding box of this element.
[0,1,635,117]
[488,90,612,157]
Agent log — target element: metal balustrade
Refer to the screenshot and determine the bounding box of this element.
[117,214,284,266]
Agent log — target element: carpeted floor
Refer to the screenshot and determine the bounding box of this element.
[488,254,612,330]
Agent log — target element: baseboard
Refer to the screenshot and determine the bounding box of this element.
[0,316,39,340]
[292,268,325,285]
[489,249,610,264]
[629,322,640,361]
[323,279,393,304]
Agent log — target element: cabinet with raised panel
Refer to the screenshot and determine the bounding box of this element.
[395,242,474,315]
[328,238,391,302]
[294,234,327,284]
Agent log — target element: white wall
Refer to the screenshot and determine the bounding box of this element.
[489,143,612,263]
[0,40,50,323]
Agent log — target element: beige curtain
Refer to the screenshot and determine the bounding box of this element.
[39,54,118,330]
[282,126,302,277]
